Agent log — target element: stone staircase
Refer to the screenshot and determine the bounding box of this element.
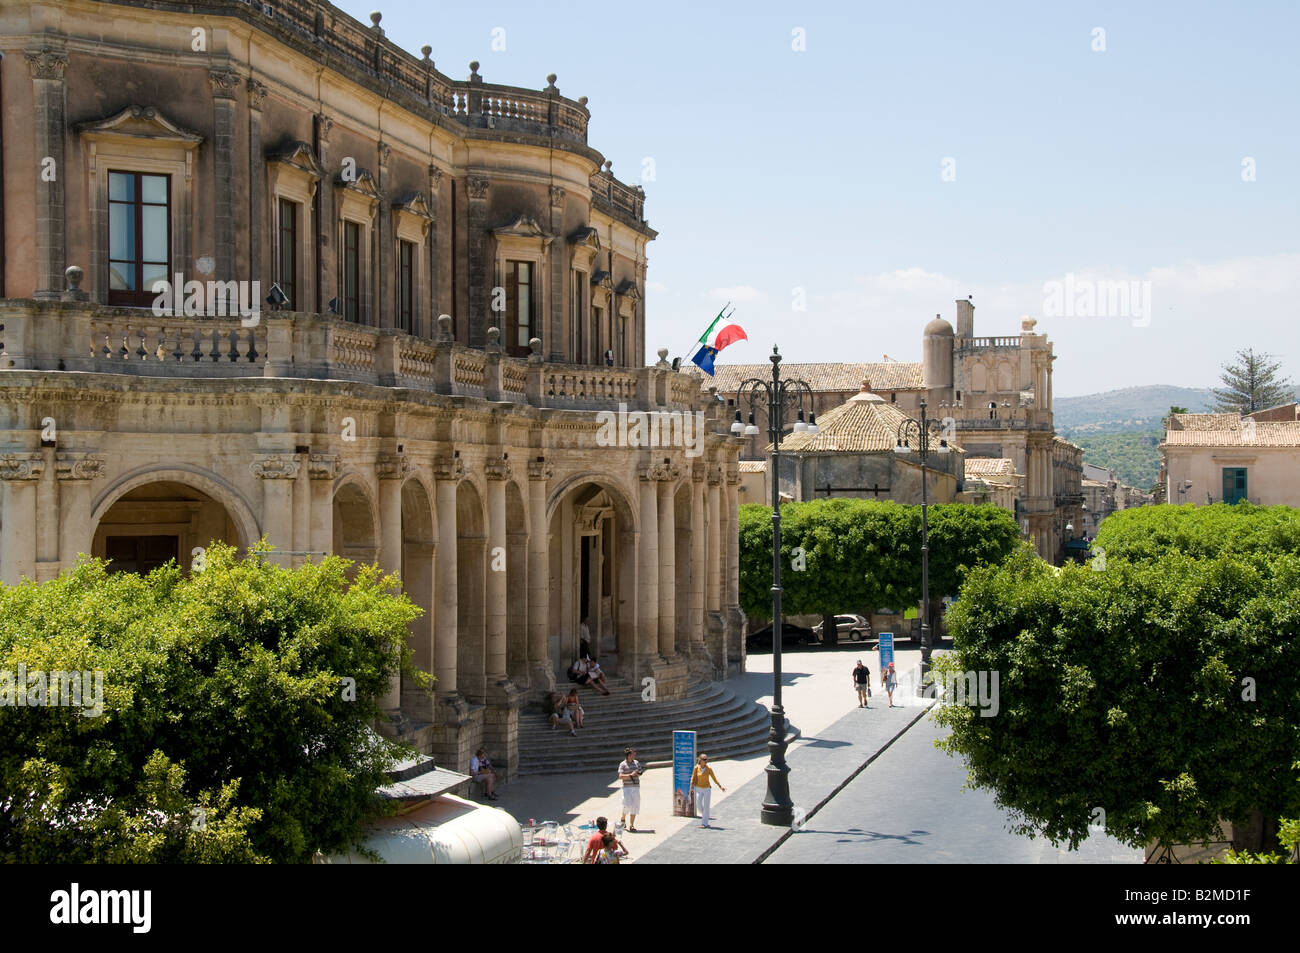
[516,676,775,776]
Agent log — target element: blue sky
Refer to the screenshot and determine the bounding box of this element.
[338,0,1299,397]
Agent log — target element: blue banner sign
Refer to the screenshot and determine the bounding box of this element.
[672,730,697,817]
[878,632,895,670]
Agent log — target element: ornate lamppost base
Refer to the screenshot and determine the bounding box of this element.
[759,707,794,826]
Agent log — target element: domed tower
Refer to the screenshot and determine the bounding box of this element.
[923,314,955,405]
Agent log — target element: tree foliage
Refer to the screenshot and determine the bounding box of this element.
[739,499,1020,621]
[0,543,423,863]
[933,548,1300,850]
[1211,347,1296,414]
[1094,502,1300,562]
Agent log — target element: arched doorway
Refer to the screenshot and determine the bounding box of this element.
[547,479,637,678]
[92,480,244,574]
[333,479,377,578]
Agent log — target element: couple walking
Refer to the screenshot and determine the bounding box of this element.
[853,659,899,707]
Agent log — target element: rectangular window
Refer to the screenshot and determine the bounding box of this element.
[343,221,361,323]
[108,171,170,307]
[506,260,533,356]
[398,240,415,334]
[277,198,298,311]
[1222,467,1248,505]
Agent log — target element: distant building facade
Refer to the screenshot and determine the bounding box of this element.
[1161,413,1300,506]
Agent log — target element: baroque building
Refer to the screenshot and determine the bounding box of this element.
[0,0,746,775]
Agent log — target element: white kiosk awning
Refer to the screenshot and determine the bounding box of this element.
[318,795,523,865]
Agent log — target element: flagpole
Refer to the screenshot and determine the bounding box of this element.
[677,304,734,367]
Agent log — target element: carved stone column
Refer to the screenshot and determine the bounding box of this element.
[377,142,393,328]
[316,114,335,313]
[1,454,45,583]
[705,465,725,670]
[307,453,337,557]
[526,458,553,693]
[724,464,745,673]
[433,455,462,693]
[376,452,411,713]
[484,456,510,683]
[635,465,660,682]
[208,68,241,282]
[250,454,299,564]
[689,462,707,657]
[55,454,105,574]
[656,476,677,658]
[26,48,68,299]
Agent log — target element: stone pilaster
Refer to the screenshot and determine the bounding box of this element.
[316,114,335,313]
[656,477,676,658]
[465,175,490,346]
[432,454,463,694]
[635,466,660,685]
[0,454,45,583]
[526,458,554,694]
[548,185,565,361]
[247,79,268,285]
[208,69,241,282]
[377,142,393,327]
[307,453,337,557]
[376,452,410,713]
[687,462,709,675]
[250,453,299,563]
[55,453,105,574]
[26,48,68,299]
[484,456,511,683]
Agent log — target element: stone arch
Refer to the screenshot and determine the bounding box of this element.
[547,476,639,676]
[997,361,1015,393]
[399,475,436,718]
[91,465,260,552]
[332,473,379,572]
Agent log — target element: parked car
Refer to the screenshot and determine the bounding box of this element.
[810,614,872,642]
[746,622,816,650]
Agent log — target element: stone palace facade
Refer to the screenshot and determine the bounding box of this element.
[0,0,745,775]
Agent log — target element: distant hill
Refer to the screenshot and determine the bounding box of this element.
[1053,385,1214,490]
[1054,385,1215,435]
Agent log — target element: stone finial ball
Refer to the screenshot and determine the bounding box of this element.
[486,326,500,342]
[578,96,588,106]
[370,11,382,26]
[530,337,542,353]
[469,60,480,72]
[547,73,557,85]
[657,347,669,361]
[421,45,432,58]
[437,314,452,332]
[65,265,84,285]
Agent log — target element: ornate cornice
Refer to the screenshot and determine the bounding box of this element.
[208,68,242,101]
[428,164,445,188]
[308,453,339,481]
[25,48,67,81]
[527,458,554,481]
[55,454,106,482]
[375,452,413,480]
[433,455,466,482]
[251,454,301,479]
[0,454,45,481]
[466,175,490,200]
[247,78,269,110]
[639,461,681,482]
[484,456,513,481]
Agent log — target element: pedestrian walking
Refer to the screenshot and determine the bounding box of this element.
[690,753,725,828]
[852,659,871,708]
[882,660,898,707]
[618,746,643,831]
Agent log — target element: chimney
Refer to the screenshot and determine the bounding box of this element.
[956,297,975,338]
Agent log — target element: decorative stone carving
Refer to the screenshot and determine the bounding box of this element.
[707,467,723,486]
[307,453,339,480]
[379,142,392,166]
[467,175,490,200]
[25,48,67,80]
[549,185,566,209]
[55,454,106,481]
[527,458,554,481]
[376,452,413,480]
[251,454,301,479]
[724,466,741,486]
[0,454,46,480]
[484,456,513,481]
[208,68,242,100]
[433,454,466,482]
[428,164,445,187]
[316,113,334,141]
[247,78,269,110]
[639,462,681,482]
[691,462,706,483]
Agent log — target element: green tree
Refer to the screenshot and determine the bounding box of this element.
[740,500,1020,640]
[1093,502,1300,562]
[0,542,424,863]
[933,548,1300,853]
[1211,348,1296,414]
[1168,405,1189,415]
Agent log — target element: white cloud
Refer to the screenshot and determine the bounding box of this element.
[706,285,766,304]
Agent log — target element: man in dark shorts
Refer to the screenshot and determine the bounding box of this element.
[853,660,871,708]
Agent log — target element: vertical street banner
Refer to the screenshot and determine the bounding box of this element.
[878,632,895,670]
[672,730,697,817]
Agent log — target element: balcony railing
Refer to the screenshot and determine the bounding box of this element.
[957,336,1021,349]
[0,301,700,415]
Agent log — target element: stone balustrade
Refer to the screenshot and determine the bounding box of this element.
[0,300,702,414]
[957,335,1023,349]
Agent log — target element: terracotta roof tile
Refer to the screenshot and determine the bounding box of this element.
[1162,422,1300,448]
[1167,413,1242,431]
[964,457,1018,477]
[775,387,937,453]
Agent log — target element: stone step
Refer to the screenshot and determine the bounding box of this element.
[518,685,741,733]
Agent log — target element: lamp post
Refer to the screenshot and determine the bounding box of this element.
[732,345,817,827]
[893,399,950,693]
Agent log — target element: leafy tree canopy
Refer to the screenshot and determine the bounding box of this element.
[1211,348,1296,414]
[1093,502,1300,562]
[739,499,1020,621]
[933,547,1300,851]
[0,543,423,863]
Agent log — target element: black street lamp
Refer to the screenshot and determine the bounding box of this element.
[893,398,950,693]
[732,345,817,827]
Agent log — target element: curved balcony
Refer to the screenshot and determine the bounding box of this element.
[0,300,704,415]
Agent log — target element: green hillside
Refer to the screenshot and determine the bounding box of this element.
[1054,385,1213,435]
[1071,431,1163,491]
